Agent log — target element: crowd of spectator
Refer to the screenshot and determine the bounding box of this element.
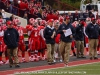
[0,0,99,24]
[0,0,59,22]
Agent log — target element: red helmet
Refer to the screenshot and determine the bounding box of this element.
[40,20,46,26]
[54,20,59,25]
[29,18,34,24]
[48,19,54,23]
[97,19,100,24]
[91,17,95,21]
[72,21,79,28]
[13,19,20,25]
[34,20,38,26]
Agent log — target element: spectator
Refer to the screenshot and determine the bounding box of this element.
[18,1,28,17]
[9,0,13,3]
[57,16,75,66]
[79,11,86,21]
[36,9,42,18]
[85,18,99,60]
[0,9,2,16]
[92,9,98,19]
[1,9,7,23]
[10,14,15,21]
[46,11,56,21]
[23,12,28,22]
[4,21,20,68]
[54,21,62,62]
[89,11,95,18]
[7,1,13,13]
[0,0,7,11]
[13,0,19,15]
[67,11,73,23]
[44,19,56,65]
[75,21,86,58]
[73,10,79,22]
[86,3,92,12]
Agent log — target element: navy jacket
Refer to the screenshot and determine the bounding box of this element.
[57,23,75,43]
[85,23,100,39]
[44,26,55,44]
[4,28,19,49]
[75,24,84,41]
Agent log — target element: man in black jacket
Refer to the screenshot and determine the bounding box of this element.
[85,18,99,60]
[57,16,75,66]
[4,21,20,68]
[75,21,86,58]
[44,19,56,65]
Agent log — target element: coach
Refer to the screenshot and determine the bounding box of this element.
[85,18,100,60]
[57,16,75,66]
[44,19,56,65]
[4,21,20,68]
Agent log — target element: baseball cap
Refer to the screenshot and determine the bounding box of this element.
[91,18,95,21]
[48,19,54,23]
[7,21,12,25]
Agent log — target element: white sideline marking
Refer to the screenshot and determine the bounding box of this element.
[1,59,94,73]
[30,61,100,72]
[12,61,100,75]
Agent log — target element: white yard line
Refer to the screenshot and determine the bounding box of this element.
[12,61,100,75]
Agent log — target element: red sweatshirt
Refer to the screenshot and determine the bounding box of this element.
[55,34,60,43]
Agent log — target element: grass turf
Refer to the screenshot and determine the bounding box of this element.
[15,62,100,75]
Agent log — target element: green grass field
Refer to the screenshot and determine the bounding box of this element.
[15,63,100,75]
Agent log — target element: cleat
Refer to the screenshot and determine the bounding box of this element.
[90,57,93,60]
[21,58,27,63]
[0,61,4,65]
[5,60,9,64]
[86,52,89,55]
[94,57,98,60]
[42,55,46,60]
[15,64,20,68]
[9,65,12,68]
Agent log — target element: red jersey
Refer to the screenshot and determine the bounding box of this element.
[30,26,40,39]
[17,26,24,40]
[0,30,6,52]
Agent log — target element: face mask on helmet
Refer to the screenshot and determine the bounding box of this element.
[0,27,2,31]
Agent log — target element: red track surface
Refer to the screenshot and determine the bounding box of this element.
[0,59,100,75]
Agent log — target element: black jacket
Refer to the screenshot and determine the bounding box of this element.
[85,23,100,39]
[4,28,19,49]
[57,23,75,43]
[75,24,84,41]
[44,25,55,44]
[73,13,79,22]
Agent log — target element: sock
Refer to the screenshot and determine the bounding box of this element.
[71,47,76,55]
[5,56,8,60]
[42,50,45,57]
[86,48,89,52]
[28,52,31,57]
[97,46,99,51]
[0,56,2,61]
[22,52,25,58]
[38,52,40,57]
